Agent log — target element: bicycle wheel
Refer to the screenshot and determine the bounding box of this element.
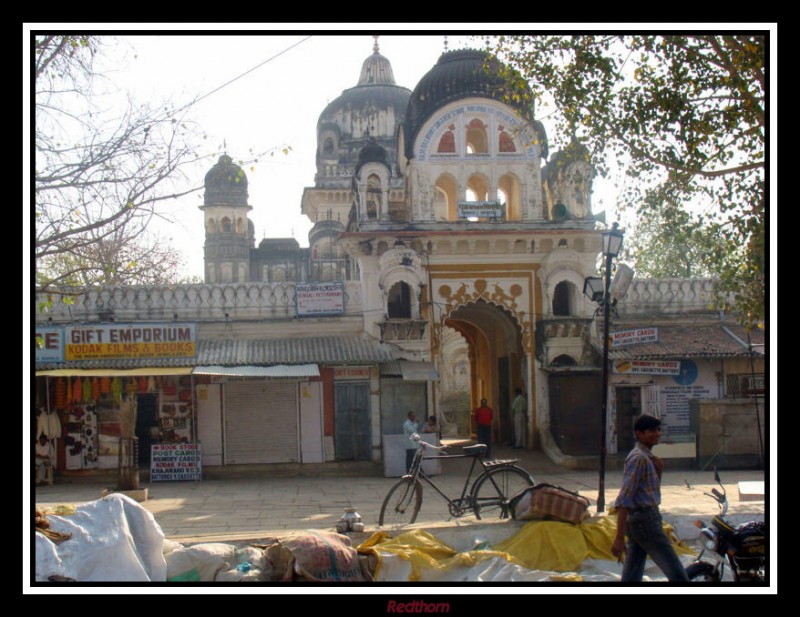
[471,466,534,520]
[378,477,423,527]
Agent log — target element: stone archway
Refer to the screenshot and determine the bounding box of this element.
[441,300,526,447]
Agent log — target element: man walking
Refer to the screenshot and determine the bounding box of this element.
[511,388,527,448]
[611,414,689,582]
[474,399,493,459]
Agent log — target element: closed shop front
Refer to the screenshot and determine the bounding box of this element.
[223,381,298,464]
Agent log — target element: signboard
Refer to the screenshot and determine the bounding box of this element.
[62,323,197,361]
[296,282,345,316]
[457,201,504,220]
[150,443,201,481]
[610,327,659,348]
[35,326,64,362]
[613,359,680,375]
[334,366,370,380]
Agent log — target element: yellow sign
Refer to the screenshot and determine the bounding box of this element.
[63,324,197,361]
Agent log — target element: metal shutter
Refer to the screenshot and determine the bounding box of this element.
[224,381,298,464]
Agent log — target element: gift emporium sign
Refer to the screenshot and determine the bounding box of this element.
[61,323,197,361]
[150,443,201,481]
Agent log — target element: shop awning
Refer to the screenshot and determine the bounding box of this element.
[35,367,194,377]
[382,361,439,381]
[192,364,320,378]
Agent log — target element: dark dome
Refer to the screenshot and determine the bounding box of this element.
[204,154,248,206]
[403,49,535,159]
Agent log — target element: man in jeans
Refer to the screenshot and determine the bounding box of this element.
[611,414,689,582]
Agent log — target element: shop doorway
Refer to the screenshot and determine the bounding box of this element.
[616,387,642,453]
[135,394,159,467]
[334,382,371,460]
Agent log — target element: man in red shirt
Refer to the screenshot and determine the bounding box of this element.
[474,399,493,459]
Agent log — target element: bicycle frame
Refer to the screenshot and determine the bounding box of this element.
[405,442,500,515]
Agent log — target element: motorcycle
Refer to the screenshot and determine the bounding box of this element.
[685,469,766,582]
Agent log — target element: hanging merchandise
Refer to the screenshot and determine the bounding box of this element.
[163,377,177,396]
[139,376,148,394]
[81,407,98,469]
[54,378,67,409]
[82,377,93,403]
[125,378,138,395]
[91,377,100,400]
[147,376,157,393]
[74,377,84,403]
[100,376,111,394]
[111,377,123,405]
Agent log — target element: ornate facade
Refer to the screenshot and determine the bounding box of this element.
[35,39,764,474]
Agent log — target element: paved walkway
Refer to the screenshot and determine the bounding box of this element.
[32,442,766,545]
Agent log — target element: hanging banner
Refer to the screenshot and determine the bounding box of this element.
[62,323,197,361]
[150,443,202,481]
[613,359,680,375]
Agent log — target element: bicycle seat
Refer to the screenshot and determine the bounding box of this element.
[462,444,487,456]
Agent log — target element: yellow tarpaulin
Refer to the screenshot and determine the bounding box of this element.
[358,516,695,582]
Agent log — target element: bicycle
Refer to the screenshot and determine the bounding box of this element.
[378,434,535,527]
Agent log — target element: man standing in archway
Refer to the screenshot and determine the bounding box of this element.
[512,388,527,448]
[474,399,493,459]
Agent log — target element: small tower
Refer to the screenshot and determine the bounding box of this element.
[200,154,254,283]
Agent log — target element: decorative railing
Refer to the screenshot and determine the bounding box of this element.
[378,318,428,342]
[35,281,364,323]
[616,278,719,315]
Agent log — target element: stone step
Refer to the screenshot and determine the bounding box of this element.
[738,480,765,501]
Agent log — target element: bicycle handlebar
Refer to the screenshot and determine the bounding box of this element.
[411,433,448,452]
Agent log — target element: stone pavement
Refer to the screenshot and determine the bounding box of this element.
[32,442,767,546]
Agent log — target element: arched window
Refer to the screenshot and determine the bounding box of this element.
[434,174,458,221]
[206,218,218,234]
[499,130,517,153]
[437,128,456,153]
[553,281,573,316]
[387,281,412,318]
[465,119,488,154]
[551,354,577,367]
[366,174,381,219]
[323,137,335,155]
[221,217,232,233]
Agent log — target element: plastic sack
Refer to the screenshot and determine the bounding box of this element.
[34,493,166,582]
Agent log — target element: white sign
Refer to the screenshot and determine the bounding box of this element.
[613,359,680,375]
[296,282,345,316]
[457,201,504,219]
[610,327,659,347]
[150,443,201,481]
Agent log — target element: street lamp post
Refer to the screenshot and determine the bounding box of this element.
[585,222,624,514]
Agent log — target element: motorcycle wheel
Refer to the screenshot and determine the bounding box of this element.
[686,562,721,582]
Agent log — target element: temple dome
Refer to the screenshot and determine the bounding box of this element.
[204,154,249,206]
[403,49,535,159]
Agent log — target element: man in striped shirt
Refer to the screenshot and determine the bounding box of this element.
[611,414,689,582]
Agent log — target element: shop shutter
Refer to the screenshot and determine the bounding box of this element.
[224,381,298,464]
